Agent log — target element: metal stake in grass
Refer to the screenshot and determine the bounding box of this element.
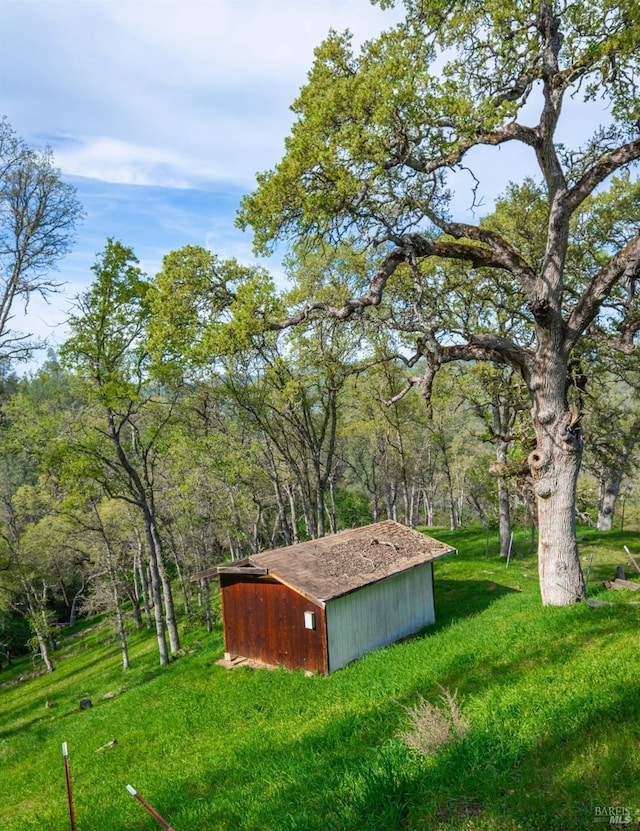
[505,532,513,567]
[62,742,76,831]
[126,785,175,830]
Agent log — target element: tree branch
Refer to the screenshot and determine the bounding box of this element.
[425,212,538,295]
[398,122,538,176]
[272,230,537,333]
[566,234,640,350]
[564,138,640,216]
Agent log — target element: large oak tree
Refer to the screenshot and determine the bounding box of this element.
[240,0,640,605]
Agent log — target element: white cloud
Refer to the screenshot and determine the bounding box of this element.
[52,135,249,189]
[2,0,402,191]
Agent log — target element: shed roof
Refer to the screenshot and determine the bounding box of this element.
[215,521,455,606]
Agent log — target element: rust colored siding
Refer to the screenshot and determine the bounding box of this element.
[221,575,328,673]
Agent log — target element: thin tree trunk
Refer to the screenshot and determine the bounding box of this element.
[172,541,191,616]
[287,484,299,544]
[315,478,325,538]
[443,458,456,531]
[150,520,180,656]
[370,456,379,522]
[69,583,85,628]
[272,471,292,546]
[135,538,152,630]
[423,489,435,527]
[300,487,314,539]
[22,580,54,673]
[493,427,512,557]
[327,476,338,535]
[123,572,143,629]
[143,523,169,666]
[202,579,213,634]
[32,625,54,673]
[402,481,410,526]
[108,563,129,671]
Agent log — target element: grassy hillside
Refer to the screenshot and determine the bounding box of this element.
[1,528,639,830]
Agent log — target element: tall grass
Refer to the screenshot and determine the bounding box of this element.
[1,527,638,830]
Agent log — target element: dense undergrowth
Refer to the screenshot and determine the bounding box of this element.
[1,527,639,830]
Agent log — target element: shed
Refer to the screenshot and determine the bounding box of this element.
[193,520,455,674]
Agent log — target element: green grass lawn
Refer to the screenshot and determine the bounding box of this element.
[1,527,639,830]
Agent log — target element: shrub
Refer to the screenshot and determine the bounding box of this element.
[399,685,469,756]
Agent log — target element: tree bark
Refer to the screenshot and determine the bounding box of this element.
[528,358,586,605]
[497,478,512,557]
[286,483,299,544]
[597,470,624,531]
[69,584,85,628]
[444,458,456,531]
[270,462,292,546]
[490,401,513,557]
[142,521,169,666]
[134,537,152,630]
[422,488,434,527]
[327,477,338,534]
[32,625,54,673]
[149,519,180,656]
[22,580,54,673]
[108,563,129,671]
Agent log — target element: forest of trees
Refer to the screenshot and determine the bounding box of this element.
[0,235,637,672]
[1,1,639,669]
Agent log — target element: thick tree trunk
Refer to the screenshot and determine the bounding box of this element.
[528,368,586,606]
[597,470,623,531]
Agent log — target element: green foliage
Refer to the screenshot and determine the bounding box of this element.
[0,609,30,661]
[241,1,640,251]
[373,0,640,120]
[148,246,283,381]
[333,488,373,529]
[61,239,151,407]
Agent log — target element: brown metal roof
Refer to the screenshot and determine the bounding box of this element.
[241,520,455,606]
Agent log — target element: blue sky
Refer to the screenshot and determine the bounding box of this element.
[0,0,615,363]
[1,0,405,357]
